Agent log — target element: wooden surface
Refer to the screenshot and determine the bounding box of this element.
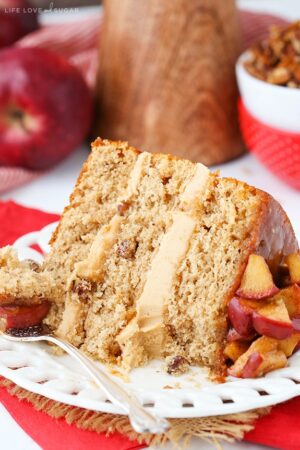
[95,0,244,165]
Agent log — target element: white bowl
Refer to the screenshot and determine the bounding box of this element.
[236,51,300,133]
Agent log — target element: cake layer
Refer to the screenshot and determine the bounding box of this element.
[43,140,140,340]
[80,148,205,365]
[43,139,298,376]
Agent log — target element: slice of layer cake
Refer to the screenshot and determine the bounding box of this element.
[0,247,51,330]
[43,139,298,376]
[0,139,299,379]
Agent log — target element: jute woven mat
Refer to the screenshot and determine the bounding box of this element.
[0,378,269,449]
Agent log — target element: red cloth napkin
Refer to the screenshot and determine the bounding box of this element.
[1,200,300,450]
[245,397,300,450]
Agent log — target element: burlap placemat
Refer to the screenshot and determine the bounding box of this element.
[0,378,269,449]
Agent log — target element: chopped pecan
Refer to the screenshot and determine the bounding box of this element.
[244,20,300,88]
[109,341,122,357]
[166,355,189,375]
[72,279,95,301]
[117,239,137,259]
[267,67,291,85]
[117,201,131,216]
[166,324,177,339]
[25,259,41,272]
[162,176,171,185]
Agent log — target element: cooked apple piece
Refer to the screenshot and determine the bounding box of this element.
[285,253,300,285]
[279,333,300,357]
[0,301,50,331]
[292,318,300,332]
[240,352,263,378]
[255,350,287,377]
[224,341,250,362]
[252,299,293,340]
[228,336,281,378]
[273,284,300,317]
[228,297,254,337]
[227,328,256,342]
[237,255,279,299]
[227,328,243,342]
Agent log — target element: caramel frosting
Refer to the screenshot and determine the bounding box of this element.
[75,215,123,281]
[75,152,151,282]
[180,163,210,211]
[123,152,151,199]
[136,211,197,357]
[117,163,210,362]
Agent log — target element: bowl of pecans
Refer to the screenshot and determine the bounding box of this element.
[236,21,300,189]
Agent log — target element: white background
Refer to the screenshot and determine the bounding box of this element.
[0,1,300,449]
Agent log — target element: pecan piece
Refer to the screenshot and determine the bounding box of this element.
[117,201,131,216]
[161,176,171,185]
[267,67,291,85]
[166,355,189,375]
[72,280,95,301]
[244,21,300,88]
[25,259,41,272]
[117,239,137,259]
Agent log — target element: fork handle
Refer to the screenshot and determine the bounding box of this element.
[43,335,170,434]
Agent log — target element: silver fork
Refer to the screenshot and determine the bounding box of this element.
[0,327,170,435]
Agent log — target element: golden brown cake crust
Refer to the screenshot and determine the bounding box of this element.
[215,182,298,375]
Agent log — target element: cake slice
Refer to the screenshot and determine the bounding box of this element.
[0,247,51,330]
[43,139,298,376]
[0,139,298,379]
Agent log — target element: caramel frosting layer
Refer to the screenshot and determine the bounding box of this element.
[123,152,151,199]
[117,163,210,362]
[180,163,210,211]
[75,215,123,281]
[137,211,196,357]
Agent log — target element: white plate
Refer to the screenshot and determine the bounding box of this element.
[0,222,297,418]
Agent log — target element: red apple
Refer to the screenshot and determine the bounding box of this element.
[228,297,255,338]
[227,328,256,342]
[252,300,293,340]
[292,318,300,332]
[228,336,287,378]
[0,0,38,48]
[240,352,263,378]
[237,255,279,300]
[0,301,49,330]
[0,47,92,169]
[227,328,244,342]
